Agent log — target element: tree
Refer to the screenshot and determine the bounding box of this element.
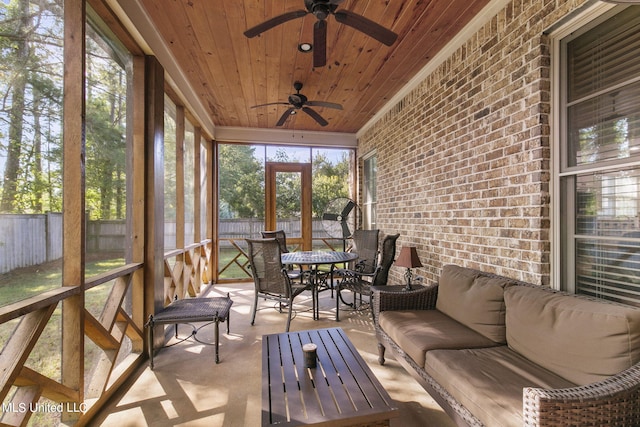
[0,0,64,213]
[218,144,264,218]
[312,151,349,217]
[84,25,128,221]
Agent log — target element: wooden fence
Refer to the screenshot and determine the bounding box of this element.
[0,215,336,274]
[0,213,63,274]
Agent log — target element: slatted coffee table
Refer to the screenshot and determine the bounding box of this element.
[262,327,398,426]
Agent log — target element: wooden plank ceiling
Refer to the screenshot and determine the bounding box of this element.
[139,0,491,134]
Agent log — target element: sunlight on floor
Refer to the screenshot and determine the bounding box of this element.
[91,281,455,426]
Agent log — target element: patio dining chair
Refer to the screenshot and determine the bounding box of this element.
[246,238,312,332]
[340,229,380,280]
[261,230,303,281]
[336,233,400,321]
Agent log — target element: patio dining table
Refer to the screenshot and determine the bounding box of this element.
[281,251,358,320]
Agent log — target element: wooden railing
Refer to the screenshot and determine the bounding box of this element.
[163,240,213,304]
[0,239,213,426]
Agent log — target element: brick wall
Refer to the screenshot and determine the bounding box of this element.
[358,0,588,285]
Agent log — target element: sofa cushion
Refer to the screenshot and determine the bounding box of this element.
[424,346,575,427]
[505,285,640,385]
[378,309,499,367]
[436,265,513,343]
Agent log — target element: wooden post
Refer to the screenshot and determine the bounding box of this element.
[144,56,165,351]
[209,140,217,284]
[130,55,146,347]
[62,0,85,422]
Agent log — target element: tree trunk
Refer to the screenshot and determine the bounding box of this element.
[0,0,30,212]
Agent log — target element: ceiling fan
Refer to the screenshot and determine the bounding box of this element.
[251,81,343,127]
[243,0,398,67]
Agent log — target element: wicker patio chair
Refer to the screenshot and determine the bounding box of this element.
[261,230,303,281]
[349,229,380,275]
[246,238,311,332]
[336,233,399,320]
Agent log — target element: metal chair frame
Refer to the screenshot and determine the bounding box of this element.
[336,233,400,321]
[246,238,311,332]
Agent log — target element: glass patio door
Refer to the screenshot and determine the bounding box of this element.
[265,162,312,251]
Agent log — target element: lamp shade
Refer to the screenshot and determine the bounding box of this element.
[395,246,423,268]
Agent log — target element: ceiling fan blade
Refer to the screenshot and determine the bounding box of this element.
[251,102,290,108]
[313,20,327,67]
[244,10,308,38]
[306,101,343,110]
[276,108,295,126]
[302,107,328,126]
[334,10,398,46]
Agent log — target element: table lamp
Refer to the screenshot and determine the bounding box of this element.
[395,246,422,290]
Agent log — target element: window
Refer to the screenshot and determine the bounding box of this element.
[558,5,640,307]
[0,0,64,307]
[185,119,195,244]
[85,11,132,272]
[164,95,177,250]
[363,154,377,230]
[216,143,353,280]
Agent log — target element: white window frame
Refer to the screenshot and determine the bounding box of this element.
[362,150,377,230]
[551,1,635,292]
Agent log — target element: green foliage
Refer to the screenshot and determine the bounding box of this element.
[84,31,129,221]
[218,144,265,218]
[0,0,64,214]
[218,145,351,220]
[312,151,349,217]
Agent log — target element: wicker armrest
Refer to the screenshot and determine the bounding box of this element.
[371,284,439,323]
[523,362,640,426]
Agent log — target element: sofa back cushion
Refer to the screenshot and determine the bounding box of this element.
[505,285,640,385]
[436,265,513,343]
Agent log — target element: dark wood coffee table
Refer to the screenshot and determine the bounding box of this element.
[262,327,398,426]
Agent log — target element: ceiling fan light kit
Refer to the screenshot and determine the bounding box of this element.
[244,1,398,127]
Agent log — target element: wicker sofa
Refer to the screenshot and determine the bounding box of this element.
[372,264,640,426]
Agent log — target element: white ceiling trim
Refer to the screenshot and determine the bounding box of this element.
[356,0,512,138]
[215,126,357,148]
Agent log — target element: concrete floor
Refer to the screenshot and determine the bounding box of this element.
[89,282,456,427]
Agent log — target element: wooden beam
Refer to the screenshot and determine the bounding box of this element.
[16,367,79,403]
[84,312,119,351]
[144,55,166,350]
[62,0,86,421]
[0,306,56,403]
[0,287,78,324]
[130,55,146,348]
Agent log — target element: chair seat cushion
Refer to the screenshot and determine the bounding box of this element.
[424,346,575,427]
[378,309,499,367]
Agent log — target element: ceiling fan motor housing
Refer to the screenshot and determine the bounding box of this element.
[305,0,338,20]
[288,93,307,108]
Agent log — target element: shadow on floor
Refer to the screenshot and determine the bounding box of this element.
[89,282,455,427]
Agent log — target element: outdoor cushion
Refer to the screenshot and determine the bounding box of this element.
[436,265,513,343]
[505,285,640,385]
[424,346,575,427]
[378,309,500,367]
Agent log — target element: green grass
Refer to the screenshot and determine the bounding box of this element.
[218,247,251,279]
[0,257,128,395]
